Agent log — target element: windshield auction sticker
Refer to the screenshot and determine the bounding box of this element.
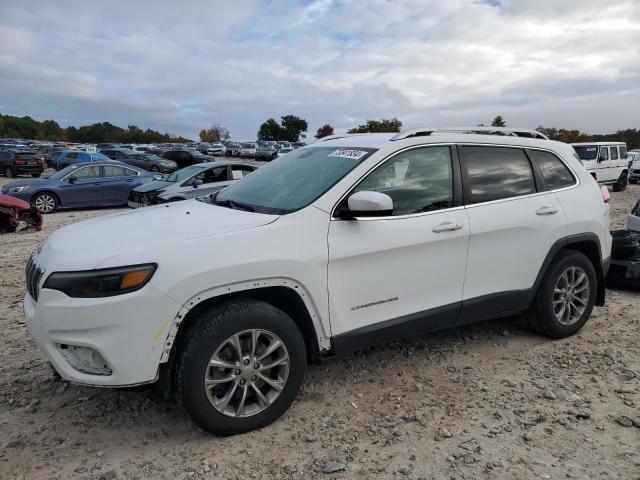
[328,149,369,160]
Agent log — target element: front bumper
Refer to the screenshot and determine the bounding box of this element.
[24,282,181,386]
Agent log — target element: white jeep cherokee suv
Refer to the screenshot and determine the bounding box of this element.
[25,127,612,435]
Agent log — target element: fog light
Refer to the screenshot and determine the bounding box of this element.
[58,344,112,375]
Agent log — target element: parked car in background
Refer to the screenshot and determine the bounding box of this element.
[131,145,153,153]
[1,150,46,178]
[277,147,294,157]
[225,143,242,157]
[629,154,640,184]
[255,144,278,160]
[2,162,156,213]
[123,153,177,173]
[99,148,134,162]
[0,193,42,232]
[56,151,112,170]
[128,162,258,207]
[205,143,226,156]
[240,143,257,158]
[162,149,212,169]
[572,142,629,191]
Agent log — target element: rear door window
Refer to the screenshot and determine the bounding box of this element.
[230,165,255,179]
[460,146,536,204]
[102,165,127,177]
[528,150,576,190]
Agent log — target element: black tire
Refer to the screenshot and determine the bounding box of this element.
[32,192,59,213]
[31,173,41,178]
[4,165,15,178]
[151,165,160,173]
[527,250,597,339]
[176,300,306,436]
[613,171,628,192]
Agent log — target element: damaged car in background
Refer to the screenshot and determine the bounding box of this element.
[128,162,258,207]
[0,194,42,233]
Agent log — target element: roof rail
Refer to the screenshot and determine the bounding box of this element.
[315,134,362,142]
[390,127,549,141]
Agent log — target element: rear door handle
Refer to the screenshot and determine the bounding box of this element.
[93,182,101,185]
[536,206,558,216]
[432,222,463,233]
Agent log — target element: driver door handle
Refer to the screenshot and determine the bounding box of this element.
[432,222,463,233]
[536,206,558,216]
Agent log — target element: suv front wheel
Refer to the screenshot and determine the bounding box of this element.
[528,250,597,338]
[176,300,306,435]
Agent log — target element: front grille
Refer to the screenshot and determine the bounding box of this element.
[26,256,44,301]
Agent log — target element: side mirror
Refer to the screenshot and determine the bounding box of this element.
[192,178,204,188]
[341,191,393,219]
[68,175,77,183]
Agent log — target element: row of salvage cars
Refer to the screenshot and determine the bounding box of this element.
[0,160,260,214]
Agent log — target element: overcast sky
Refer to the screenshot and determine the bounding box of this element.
[0,0,638,140]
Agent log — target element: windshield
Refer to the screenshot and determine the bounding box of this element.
[145,155,162,161]
[48,165,79,180]
[215,146,376,214]
[573,145,598,160]
[165,165,205,183]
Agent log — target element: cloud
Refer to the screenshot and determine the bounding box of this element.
[0,0,638,140]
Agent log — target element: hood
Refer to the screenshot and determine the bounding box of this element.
[38,200,278,270]
[133,180,173,193]
[2,178,49,192]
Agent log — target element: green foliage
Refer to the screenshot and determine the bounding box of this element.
[0,112,190,143]
[347,118,402,134]
[315,124,334,139]
[257,115,308,142]
[491,115,506,127]
[536,126,640,149]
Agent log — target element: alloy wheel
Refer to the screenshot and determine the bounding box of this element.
[204,329,290,418]
[34,194,56,213]
[552,266,590,325]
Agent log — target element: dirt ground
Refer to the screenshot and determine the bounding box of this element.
[0,173,638,480]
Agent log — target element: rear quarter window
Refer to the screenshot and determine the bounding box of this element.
[528,150,576,190]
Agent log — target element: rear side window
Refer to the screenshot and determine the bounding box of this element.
[460,146,536,204]
[103,165,126,177]
[620,146,628,159]
[610,147,619,160]
[528,150,575,190]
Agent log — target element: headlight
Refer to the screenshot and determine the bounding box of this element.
[8,185,30,193]
[43,263,157,298]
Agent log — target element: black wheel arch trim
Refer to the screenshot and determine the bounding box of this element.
[534,233,606,307]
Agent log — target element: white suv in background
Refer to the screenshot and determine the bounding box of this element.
[25,127,611,435]
[571,142,629,191]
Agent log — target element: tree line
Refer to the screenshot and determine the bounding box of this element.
[0,113,190,144]
[4,111,638,149]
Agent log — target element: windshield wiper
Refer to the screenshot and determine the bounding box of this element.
[213,195,255,212]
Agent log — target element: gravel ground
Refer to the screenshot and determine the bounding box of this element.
[0,173,639,480]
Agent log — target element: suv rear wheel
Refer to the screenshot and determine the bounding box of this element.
[613,171,628,192]
[176,300,306,435]
[528,250,597,338]
[4,165,15,178]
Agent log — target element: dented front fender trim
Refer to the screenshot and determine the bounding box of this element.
[158,277,331,363]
